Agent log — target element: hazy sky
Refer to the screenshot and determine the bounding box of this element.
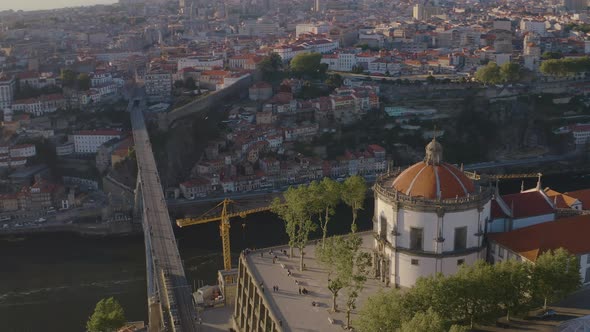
[0,0,117,11]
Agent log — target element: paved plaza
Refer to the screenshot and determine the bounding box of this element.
[244,232,387,331]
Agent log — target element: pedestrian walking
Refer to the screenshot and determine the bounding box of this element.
[298,287,301,295]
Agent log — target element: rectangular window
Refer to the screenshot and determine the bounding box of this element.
[499,247,505,258]
[491,243,496,253]
[585,267,590,283]
[454,226,467,251]
[587,254,590,265]
[457,259,465,266]
[411,259,419,266]
[410,227,423,251]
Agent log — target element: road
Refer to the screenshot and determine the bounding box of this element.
[131,97,198,332]
[167,152,577,206]
[463,153,575,171]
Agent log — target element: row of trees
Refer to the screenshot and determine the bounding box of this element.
[540,57,590,76]
[61,69,91,91]
[270,176,368,271]
[474,62,523,84]
[258,52,329,82]
[356,248,580,331]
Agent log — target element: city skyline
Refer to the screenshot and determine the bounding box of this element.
[0,0,117,12]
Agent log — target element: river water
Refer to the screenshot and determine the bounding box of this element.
[2,173,590,331]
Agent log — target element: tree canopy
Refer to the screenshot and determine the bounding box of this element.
[399,308,446,332]
[325,73,344,88]
[541,51,563,60]
[258,52,283,81]
[271,184,317,270]
[474,62,523,84]
[86,297,126,332]
[532,248,581,309]
[540,57,590,76]
[356,290,406,332]
[356,249,580,331]
[341,175,367,232]
[290,52,327,78]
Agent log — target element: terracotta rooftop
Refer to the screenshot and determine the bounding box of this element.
[544,188,580,209]
[565,189,590,210]
[488,214,590,262]
[392,162,475,200]
[499,191,554,219]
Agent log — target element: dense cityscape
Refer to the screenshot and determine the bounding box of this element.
[3,0,590,331]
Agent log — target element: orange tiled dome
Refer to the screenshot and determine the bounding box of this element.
[392,162,475,200]
[392,138,475,200]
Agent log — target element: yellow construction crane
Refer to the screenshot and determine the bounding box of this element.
[176,198,274,271]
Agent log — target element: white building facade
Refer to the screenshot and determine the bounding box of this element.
[177,56,224,71]
[144,71,172,99]
[372,140,491,288]
[0,75,16,109]
[71,130,123,154]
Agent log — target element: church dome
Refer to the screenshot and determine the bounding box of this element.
[392,139,475,200]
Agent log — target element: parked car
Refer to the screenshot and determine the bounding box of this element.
[537,309,557,319]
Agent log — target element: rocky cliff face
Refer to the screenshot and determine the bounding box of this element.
[151,107,228,187]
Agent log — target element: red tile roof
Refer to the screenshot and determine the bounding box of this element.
[488,214,590,262]
[499,191,554,219]
[544,188,579,209]
[392,162,475,200]
[491,200,509,219]
[565,189,590,209]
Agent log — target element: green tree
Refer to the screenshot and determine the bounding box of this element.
[448,325,468,332]
[493,259,532,321]
[258,52,283,81]
[532,248,580,309]
[500,62,522,83]
[271,185,317,270]
[77,73,91,91]
[86,297,126,332]
[352,65,364,74]
[325,73,344,88]
[474,62,503,84]
[317,236,348,312]
[174,79,184,89]
[453,261,501,328]
[343,234,372,328]
[185,77,197,90]
[341,175,367,232]
[290,52,326,78]
[540,57,590,76]
[541,51,563,60]
[312,178,341,247]
[317,233,370,317]
[61,69,77,88]
[400,308,446,332]
[402,273,456,323]
[356,289,406,332]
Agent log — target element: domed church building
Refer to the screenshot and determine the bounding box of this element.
[372,138,492,288]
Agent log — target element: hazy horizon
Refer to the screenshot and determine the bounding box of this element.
[0,0,118,12]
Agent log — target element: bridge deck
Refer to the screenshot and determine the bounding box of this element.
[131,102,198,332]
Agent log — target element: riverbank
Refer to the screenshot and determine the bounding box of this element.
[0,221,142,237]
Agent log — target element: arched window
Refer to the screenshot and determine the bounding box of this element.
[380,212,387,240]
